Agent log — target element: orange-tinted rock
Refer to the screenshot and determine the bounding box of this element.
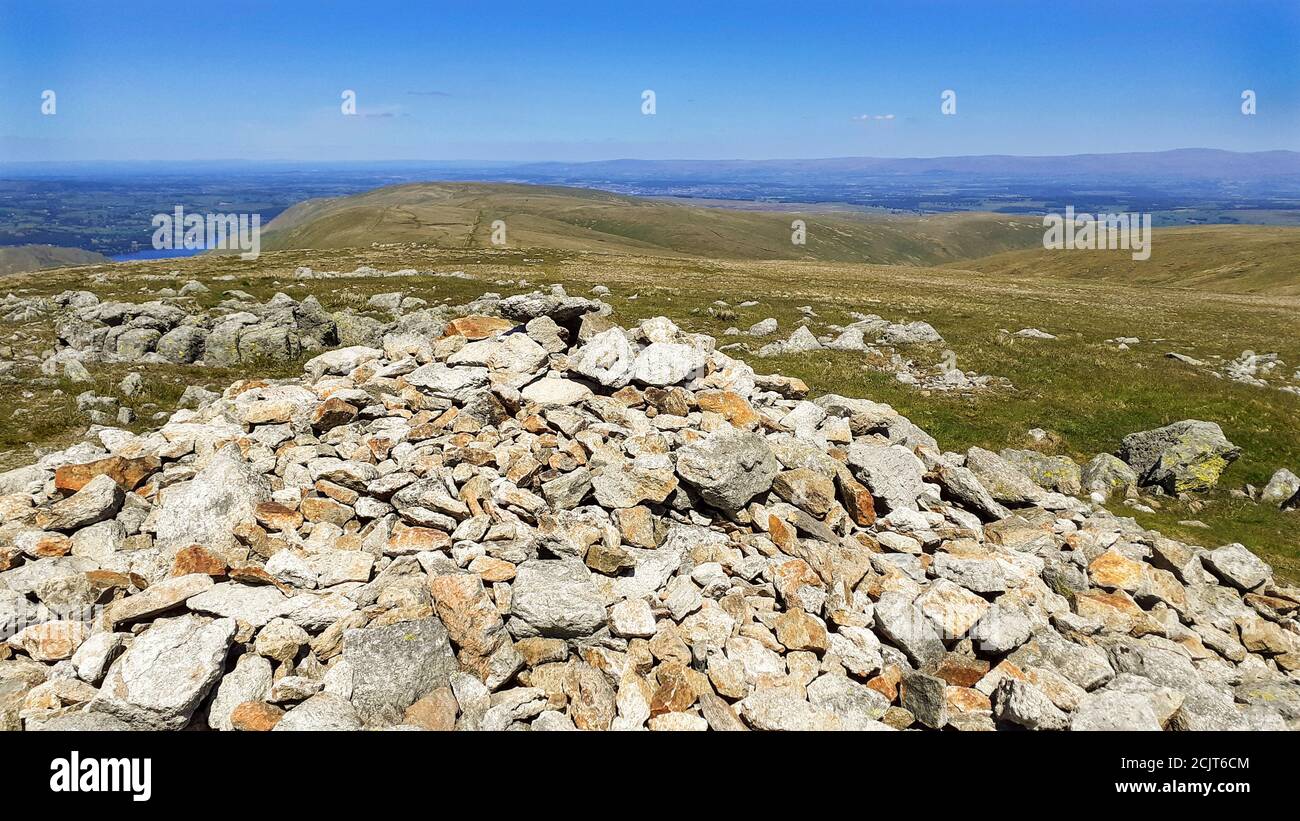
[314,479,360,505]
[300,496,354,526]
[84,569,137,595]
[403,686,459,731]
[230,701,284,731]
[767,514,797,554]
[8,620,91,661]
[585,541,636,575]
[505,455,541,486]
[429,572,504,657]
[772,468,836,517]
[385,527,451,556]
[520,414,549,434]
[773,608,830,652]
[311,397,359,432]
[1088,549,1146,592]
[613,505,657,548]
[1074,589,1144,633]
[468,556,516,582]
[649,661,698,716]
[1244,592,1299,619]
[228,563,284,589]
[54,455,159,494]
[23,531,71,558]
[171,544,228,577]
[754,374,808,399]
[254,501,303,532]
[934,653,991,688]
[443,315,514,340]
[946,685,992,718]
[232,521,274,557]
[867,663,903,703]
[611,385,644,407]
[771,557,824,609]
[643,387,693,417]
[836,471,876,527]
[226,379,269,398]
[564,662,617,730]
[696,390,760,429]
[515,637,569,667]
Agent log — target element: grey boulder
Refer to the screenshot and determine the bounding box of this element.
[341,618,458,727]
[674,428,779,511]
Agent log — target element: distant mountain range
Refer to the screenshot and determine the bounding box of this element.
[491,148,1300,183]
[6,148,1298,180]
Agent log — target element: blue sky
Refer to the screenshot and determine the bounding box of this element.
[1,0,1297,161]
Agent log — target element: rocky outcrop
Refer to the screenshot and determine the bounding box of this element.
[44,282,606,374]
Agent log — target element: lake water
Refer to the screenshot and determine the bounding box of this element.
[109,248,208,262]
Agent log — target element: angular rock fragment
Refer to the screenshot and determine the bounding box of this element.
[89,615,236,730]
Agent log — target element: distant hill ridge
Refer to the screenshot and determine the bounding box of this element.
[502,148,1300,182]
[0,244,110,276]
[954,225,1300,297]
[259,181,1050,265]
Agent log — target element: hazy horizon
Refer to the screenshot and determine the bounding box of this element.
[2,147,1298,172]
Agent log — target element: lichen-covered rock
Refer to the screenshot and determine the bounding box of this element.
[1262,468,1300,507]
[999,449,1081,495]
[1118,420,1240,493]
[156,325,208,363]
[568,328,636,388]
[510,560,606,638]
[1081,453,1138,500]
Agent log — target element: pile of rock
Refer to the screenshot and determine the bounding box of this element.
[2,292,1297,731]
[1165,347,1299,397]
[289,265,474,282]
[724,313,999,394]
[42,285,612,375]
[747,314,945,357]
[1224,350,1288,390]
[0,293,47,323]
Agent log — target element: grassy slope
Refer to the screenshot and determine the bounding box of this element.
[259,181,1048,265]
[0,245,111,276]
[955,225,1300,296]
[4,244,1297,578]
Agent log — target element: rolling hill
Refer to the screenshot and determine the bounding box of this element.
[954,225,1300,296]
[0,244,110,276]
[258,182,1048,265]
[263,182,1300,295]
